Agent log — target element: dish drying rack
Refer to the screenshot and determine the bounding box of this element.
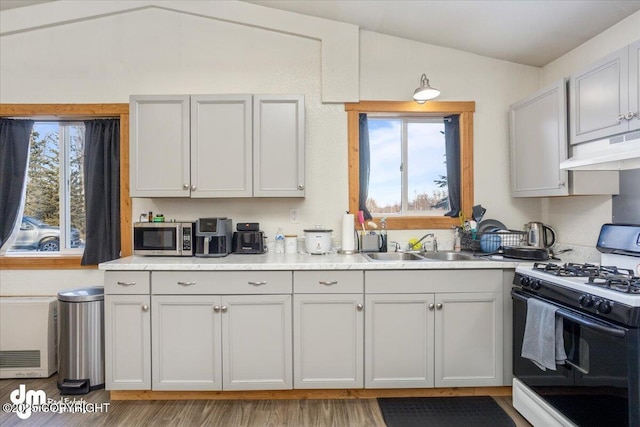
[460,230,526,252]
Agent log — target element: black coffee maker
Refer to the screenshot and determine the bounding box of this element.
[233,222,266,254]
[194,218,233,257]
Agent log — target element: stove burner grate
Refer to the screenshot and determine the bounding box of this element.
[533,262,640,294]
[533,262,598,277]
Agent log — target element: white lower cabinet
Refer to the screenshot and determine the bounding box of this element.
[222,295,292,390]
[152,295,222,390]
[104,272,151,391]
[293,271,364,389]
[364,270,504,389]
[434,292,503,387]
[150,271,293,391]
[105,295,151,390]
[365,293,435,388]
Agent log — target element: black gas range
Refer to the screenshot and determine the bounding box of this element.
[514,261,640,327]
[512,223,640,427]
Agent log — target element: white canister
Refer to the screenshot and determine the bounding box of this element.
[303,227,333,254]
[285,235,298,254]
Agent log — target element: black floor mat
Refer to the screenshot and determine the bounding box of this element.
[377,396,516,427]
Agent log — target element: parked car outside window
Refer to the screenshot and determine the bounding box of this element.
[9,216,82,252]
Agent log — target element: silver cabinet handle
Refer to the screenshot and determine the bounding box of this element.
[625,112,637,120]
[356,304,363,311]
[319,281,338,286]
[117,281,135,286]
[617,114,626,123]
[436,303,443,310]
[183,183,189,190]
[221,306,228,313]
[142,305,149,312]
[558,181,565,187]
[429,303,435,310]
[177,281,196,286]
[248,281,267,286]
[190,184,196,191]
[213,305,221,312]
[298,184,305,190]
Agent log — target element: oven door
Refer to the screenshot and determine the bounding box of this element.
[512,289,631,427]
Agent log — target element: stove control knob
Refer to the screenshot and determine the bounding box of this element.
[519,276,530,287]
[578,294,594,308]
[595,299,612,314]
[530,279,542,290]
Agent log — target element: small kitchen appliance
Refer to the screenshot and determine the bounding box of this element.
[133,221,194,256]
[194,218,233,257]
[304,226,332,254]
[233,223,266,254]
[524,221,556,248]
[512,223,640,427]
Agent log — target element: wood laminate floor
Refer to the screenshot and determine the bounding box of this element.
[0,376,532,426]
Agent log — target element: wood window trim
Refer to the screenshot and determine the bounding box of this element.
[345,101,475,230]
[0,104,131,270]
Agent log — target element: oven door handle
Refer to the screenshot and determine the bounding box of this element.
[511,290,627,338]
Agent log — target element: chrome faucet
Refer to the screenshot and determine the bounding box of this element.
[389,241,401,252]
[408,233,434,252]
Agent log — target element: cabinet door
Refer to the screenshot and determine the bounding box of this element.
[434,292,503,387]
[293,294,364,388]
[152,295,222,390]
[190,95,252,197]
[509,79,569,197]
[105,295,151,390]
[630,40,640,132]
[253,95,305,197]
[365,294,435,388]
[570,46,629,144]
[222,295,292,390]
[130,95,190,197]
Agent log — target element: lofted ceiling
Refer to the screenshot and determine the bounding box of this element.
[2,0,640,67]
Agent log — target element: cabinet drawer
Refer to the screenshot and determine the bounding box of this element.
[105,271,150,294]
[365,270,502,294]
[152,271,292,294]
[294,271,363,294]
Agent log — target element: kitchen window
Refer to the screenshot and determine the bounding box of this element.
[6,122,86,255]
[0,104,131,270]
[345,101,475,230]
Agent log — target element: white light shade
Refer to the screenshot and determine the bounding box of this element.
[413,74,440,103]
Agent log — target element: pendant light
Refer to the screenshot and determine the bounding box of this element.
[412,74,440,104]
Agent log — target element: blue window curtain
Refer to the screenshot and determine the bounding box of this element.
[444,115,461,217]
[81,119,120,265]
[0,119,34,253]
[358,113,372,220]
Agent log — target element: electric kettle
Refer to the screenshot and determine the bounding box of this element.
[525,222,556,248]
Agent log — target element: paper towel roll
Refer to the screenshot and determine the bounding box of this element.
[341,213,355,251]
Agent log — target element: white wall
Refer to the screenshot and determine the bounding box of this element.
[0,0,587,296]
[539,10,640,246]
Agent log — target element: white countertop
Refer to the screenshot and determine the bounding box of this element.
[99,252,524,271]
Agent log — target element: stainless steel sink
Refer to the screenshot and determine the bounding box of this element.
[420,251,479,261]
[363,252,427,261]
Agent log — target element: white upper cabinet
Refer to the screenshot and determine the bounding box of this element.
[253,95,306,197]
[130,94,305,198]
[510,79,568,197]
[191,95,252,198]
[130,95,191,197]
[630,40,640,132]
[570,40,640,144]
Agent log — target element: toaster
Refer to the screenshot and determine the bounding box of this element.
[232,231,266,254]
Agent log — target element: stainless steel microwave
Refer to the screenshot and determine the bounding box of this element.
[133,222,194,256]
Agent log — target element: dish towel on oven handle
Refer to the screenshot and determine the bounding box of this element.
[521,298,568,371]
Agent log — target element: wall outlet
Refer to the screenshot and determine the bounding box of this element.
[289,208,299,223]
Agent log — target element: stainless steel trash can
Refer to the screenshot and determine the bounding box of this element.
[57,286,104,394]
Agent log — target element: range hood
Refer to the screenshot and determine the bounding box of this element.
[560,130,640,171]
